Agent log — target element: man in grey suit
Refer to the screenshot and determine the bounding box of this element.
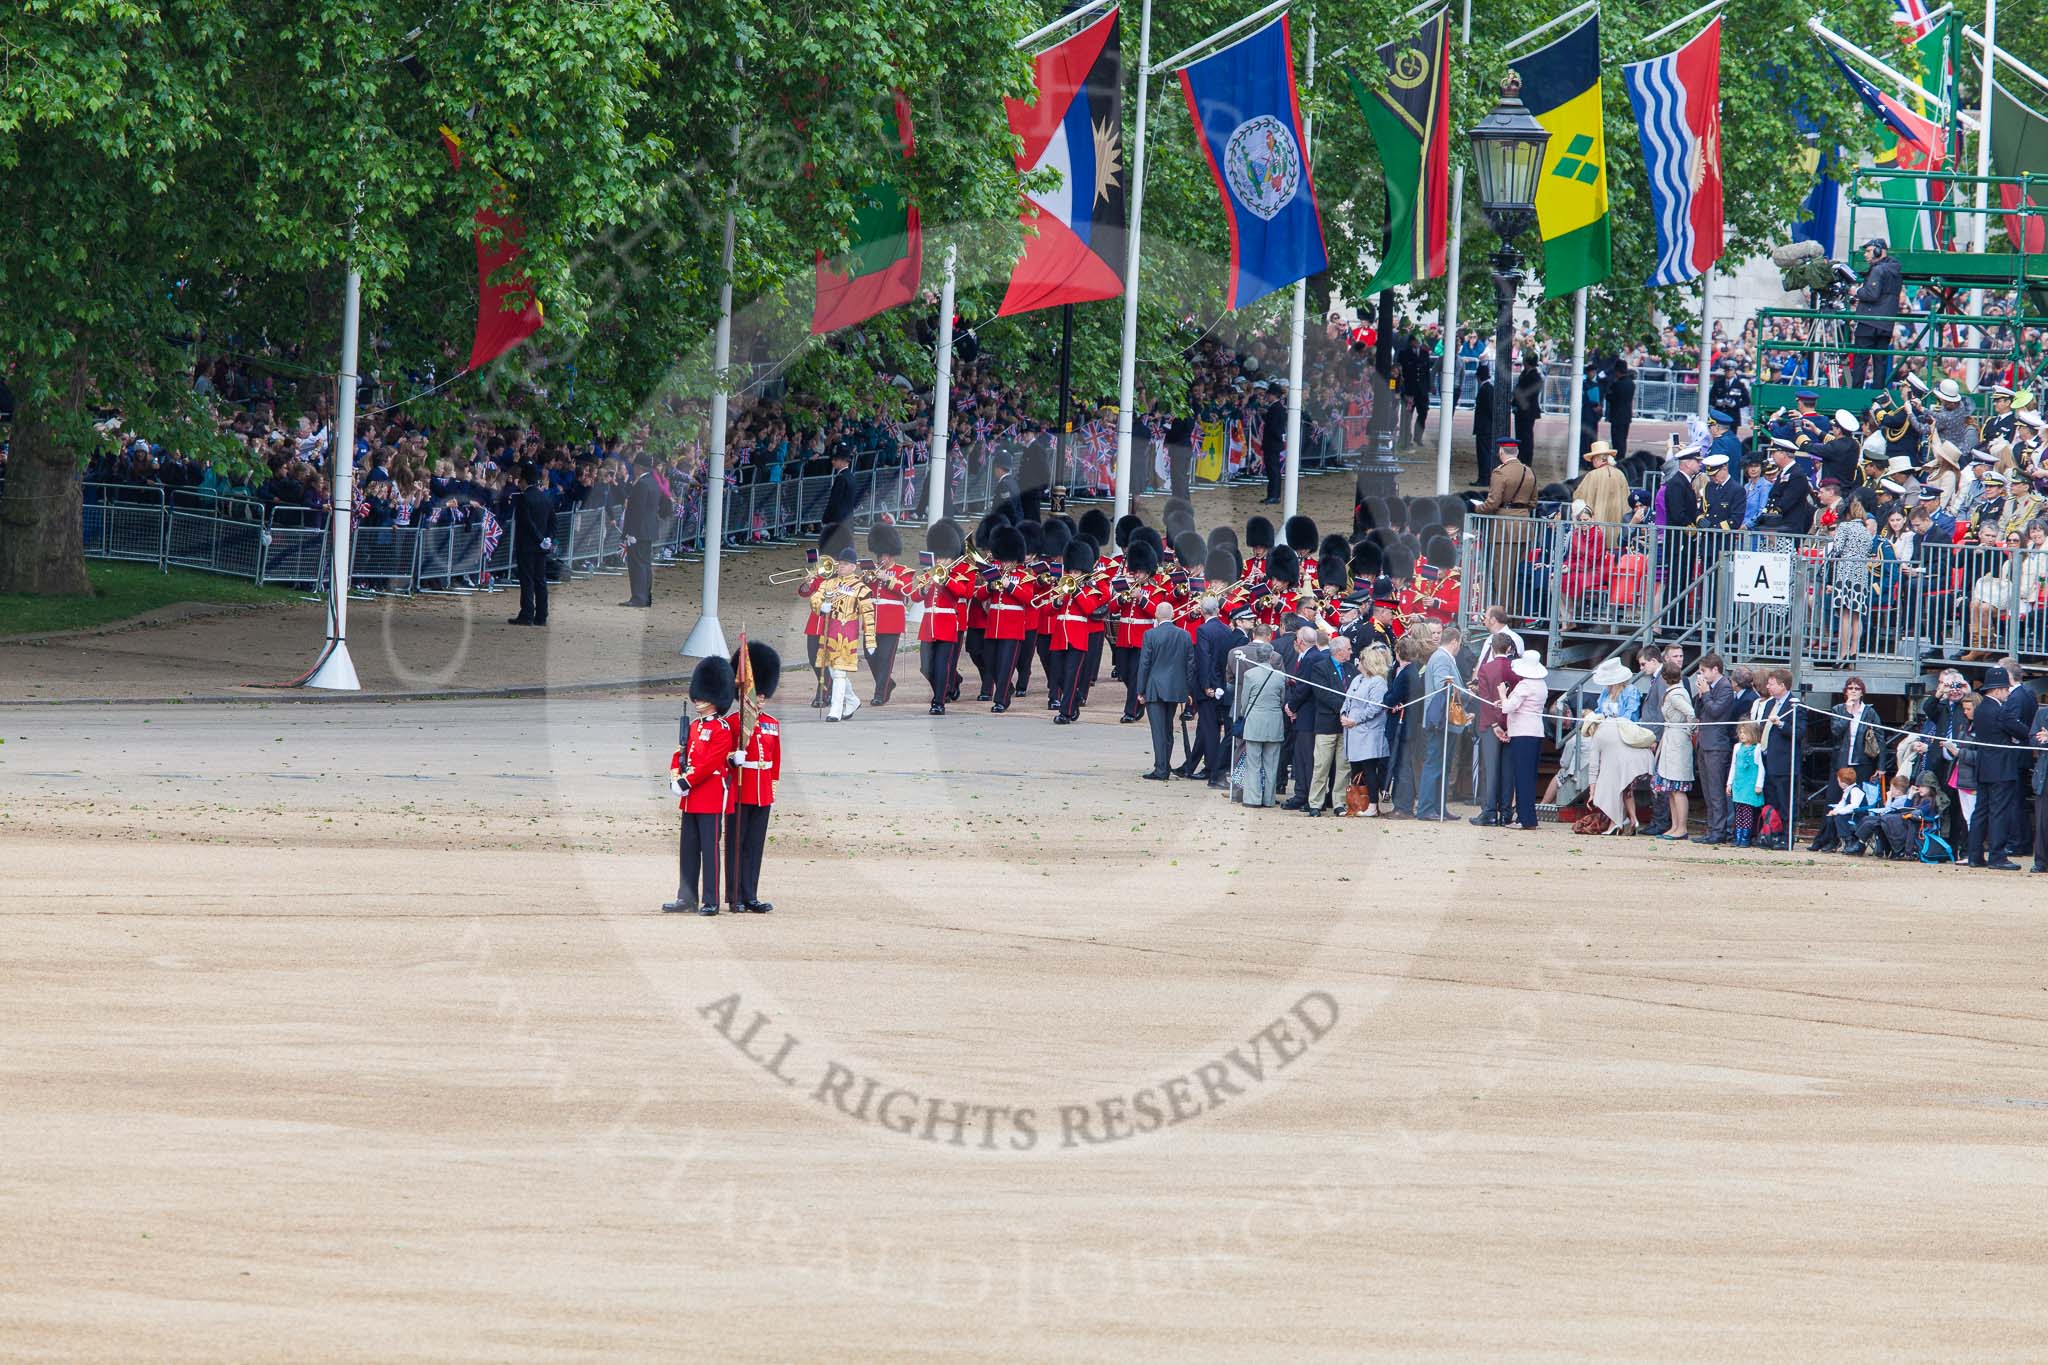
[1232,623,1288,806]
[1692,652,1738,845]
[1417,625,1466,820]
[1135,602,1192,782]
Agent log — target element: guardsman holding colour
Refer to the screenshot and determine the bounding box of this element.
[667,655,736,916]
[726,641,782,915]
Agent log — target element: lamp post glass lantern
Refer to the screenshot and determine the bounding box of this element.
[1467,73,1550,467]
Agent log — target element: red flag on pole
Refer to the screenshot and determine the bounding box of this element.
[442,128,544,371]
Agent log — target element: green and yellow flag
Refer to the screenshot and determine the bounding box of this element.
[1509,15,1611,299]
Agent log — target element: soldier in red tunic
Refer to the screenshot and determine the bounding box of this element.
[864,522,912,706]
[725,641,782,914]
[981,524,1034,712]
[917,519,974,716]
[1044,538,1104,724]
[666,655,736,916]
[1075,509,1115,702]
[796,549,833,709]
[1111,536,1164,722]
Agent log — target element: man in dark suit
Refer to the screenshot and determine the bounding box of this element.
[1134,603,1193,782]
[818,442,857,549]
[1189,599,1238,788]
[620,455,664,607]
[1971,669,2029,870]
[2028,690,2048,873]
[1261,383,1289,505]
[1302,635,1353,814]
[1693,653,1738,843]
[1606,358,1635,455]
[1471,363,1496,486]
[990,448,1022,525]
[1281,627,1330,811]
[508,462,557,626]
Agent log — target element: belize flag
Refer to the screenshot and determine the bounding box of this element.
[998,9,1128,317]
[1621,18,1724,288]
[1178,14,1327,311]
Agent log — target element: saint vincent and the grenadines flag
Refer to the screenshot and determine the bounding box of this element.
[811,91,924,335]
[1349,12,1450,296]
[1000,8,1128,317]
[1509,15,1612,299]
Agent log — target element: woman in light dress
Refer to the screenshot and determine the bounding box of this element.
[1583,656,1656,834]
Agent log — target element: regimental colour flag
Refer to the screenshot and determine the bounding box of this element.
[1829,50,1948,253]
[999,8,1127,317]
[441,128,544,371]
[1179,14,1327,311]
[1348,12,1452,296]
[812,91,923,335]
[1509,15,1611,299]
[1621,18,1724,288]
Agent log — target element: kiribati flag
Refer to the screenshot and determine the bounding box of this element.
[1178,14,1327,311]
[1622,18,1724,287]
[998,9,1127,317]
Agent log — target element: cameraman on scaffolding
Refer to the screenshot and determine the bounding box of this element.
[1850,238,1904,391]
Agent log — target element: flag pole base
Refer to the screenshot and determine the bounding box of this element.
[680,615,729,660]
[302,640,361,691]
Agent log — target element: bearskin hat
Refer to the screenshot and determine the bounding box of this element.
[1114,513,1144,549]
[1384,544,1417,580]
[1318,532,1351,564]
[1434,494,1468,531]
[1284,514,1319,553]
[1130,525,1166,560]
[1078,508,1113,545]
[1425,534,1458,569]
[974,512,1008,553]
[1350,540,1384,579]
[1041,518,1071,559]
[1406,496,1439,528]
[866,521,902,559]
[1267,544,1301,588]
[991,524,1026,564]
[1204,546,1239,585]
[1354,497,1381,532]
[1245,514,1276,550]
[925,519,965,558]
[1125,537,1160,575]
[1162,496,1195,524]
[1164,510,1197,543]
[1317,553,1350,594]
[1017,519,1043,555]
[1173,529,1206,569]
[1064,539,1098,574]
[732,640,782,702]
[1206,524,1240,551]
[689,654,736,713]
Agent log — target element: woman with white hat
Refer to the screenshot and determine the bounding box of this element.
[1582,655,1657,834]
[1496,649,1551,831]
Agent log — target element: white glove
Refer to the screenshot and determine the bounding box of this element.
[541,537,553,551]
[625,536,637,548]
[669,779,684,797]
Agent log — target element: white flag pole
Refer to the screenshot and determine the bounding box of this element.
[304,264,362,691]
[926,242,957,526]
[681,127,738,661]
[1564,286,1588,479]
[1433,0,1471,496]
[1969,1,1996,388]
[1281,17,1316,521]
[1113,0,1154,522]
[1695,263,1715,424]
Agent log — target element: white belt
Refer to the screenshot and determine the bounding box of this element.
[1056,613,1088,622]
[925,606,956,614]
[1116,617,1151,626]
[989,603,1024,610]
[736,760,773,769]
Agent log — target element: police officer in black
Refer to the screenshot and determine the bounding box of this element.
[508,461,557,626]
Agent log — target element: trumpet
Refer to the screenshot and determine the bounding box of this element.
[769,554,834,585]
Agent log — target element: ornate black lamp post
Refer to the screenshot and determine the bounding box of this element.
[1467,73,1551,459]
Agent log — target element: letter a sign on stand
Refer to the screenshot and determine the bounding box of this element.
[1731,549,1791,605]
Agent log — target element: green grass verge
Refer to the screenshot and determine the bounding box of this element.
[0,562,297,637]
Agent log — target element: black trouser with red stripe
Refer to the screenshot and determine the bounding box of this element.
[678,811,722,906]
[1115,645,1142,719]
[1015,630,1038,695]
[920,638,960,708]
[1048,648,1085,720]
[732,804,771,905]
[1081,632,1105,701]
[991,638,1022,707]
[966,628,990,699]
[867,633,900,702]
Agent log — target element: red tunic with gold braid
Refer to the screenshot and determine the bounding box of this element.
[1110,572,1171,649]
[725,710,781,810]
[798,572,829,638]
[982,567,1036,642]
[1046,581,1105,651]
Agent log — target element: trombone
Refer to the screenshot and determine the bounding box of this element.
[1030,572,1084,608]
[768,554,834,585]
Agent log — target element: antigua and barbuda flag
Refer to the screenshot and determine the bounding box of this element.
[1621,18,1724,288]
[1177,14,1327,311]
[999,8,1127,317]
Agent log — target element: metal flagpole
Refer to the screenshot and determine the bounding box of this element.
[1969,0,1997,387]
[1434,0,1471,497]
[1695,264,1714,424]
[1281,18,1316,521]
[1112,0,1153,522]
[305,265,363,690]
[926,242,957,526]
[681,126,739,661]
[1056,303,1075,491]
[1564,287,1588,479]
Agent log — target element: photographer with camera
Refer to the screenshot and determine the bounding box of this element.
[1850,238,1904,390]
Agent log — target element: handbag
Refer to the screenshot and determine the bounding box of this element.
[1448,692,1469,728]
[1618,718,1658,750]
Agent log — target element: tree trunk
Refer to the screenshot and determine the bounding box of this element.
[0,369,93,596]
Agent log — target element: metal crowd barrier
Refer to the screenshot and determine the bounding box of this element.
[1461,511,2048,678]
[1448,358,1703,423]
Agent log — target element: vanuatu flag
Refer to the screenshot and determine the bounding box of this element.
[1349,12,1451,296]
[1510,15,1611,299]
[811,91,923,335]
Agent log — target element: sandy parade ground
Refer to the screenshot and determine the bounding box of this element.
[9,442,2048,1360]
